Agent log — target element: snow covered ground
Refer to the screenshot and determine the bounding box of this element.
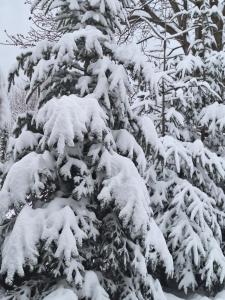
[41,290,225,300]
[166,291,225,300]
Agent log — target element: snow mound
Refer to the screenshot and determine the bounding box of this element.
[84,271,109,300]
[43,287,78,300]
[214,290,225,300]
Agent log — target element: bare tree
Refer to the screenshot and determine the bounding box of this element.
[0,0,61,48]
[129,0,225,54]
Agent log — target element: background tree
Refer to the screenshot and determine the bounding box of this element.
[130,0,225,293]
[0,0,60,48]
[0,68,10,163]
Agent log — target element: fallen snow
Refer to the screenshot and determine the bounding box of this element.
[214,290,225,300]
[165,291,225,300]
[43,287,78,300]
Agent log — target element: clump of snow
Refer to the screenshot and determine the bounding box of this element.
[136,115,161,152]
[0,197,93,284]
[0,151,55,222]
[161,136,193,174]
[8,130,42,160]
[214,290,225,300]
[84,271,109,300]
[199,102,225,135]
[42,205,86,263]
[112,129,146,175]
[146,219,174,276]
[187,139,225,180]
[97,150,151,235]
[113,43,156,83]
[36,95,110,155]
[97,149,174,275]
[43,287,78,300]
[0,205,43,284]
[176,54,203,78]
[165,293,185,300]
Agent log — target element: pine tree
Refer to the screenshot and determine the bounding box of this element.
[0,0,173,299]
[131,0,225,293]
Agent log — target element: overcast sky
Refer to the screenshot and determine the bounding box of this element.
[0,0,29,75]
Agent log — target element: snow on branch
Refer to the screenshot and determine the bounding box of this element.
[97,149,173,275]
[8,130,42,160]
[35,95,111,155]
[160,178,225,291]
[135,115,162,153]
[199,102,225,135]
[112,129,147,175]
[161,136,193,175]
[1,197,98,285]
[112,42,159,89]
[160,136,225,183]
[187,139,225,181]
[97,150,151,235]
[0,151,55,222]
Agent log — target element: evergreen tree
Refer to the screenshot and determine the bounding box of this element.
[0,0,173,299]
[131,0,225,293]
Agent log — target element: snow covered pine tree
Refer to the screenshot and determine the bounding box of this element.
[0,0,173,299]
[131,0,225,294]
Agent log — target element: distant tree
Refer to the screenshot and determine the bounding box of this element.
[0,0,60,48]
[0,69,10,162]
[132,0,225,293]
[9,79,38,121]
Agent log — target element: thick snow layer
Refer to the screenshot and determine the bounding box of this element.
[113,43,155,83]
[84,271,109,299]
[161,135,193,174]
[199,102,225,135]
[98,150,152,234]
[166,293,186,300]
[36,95,109,155]
[97,149,174,275]
[214,291,225,300]
[8,130,42,160]
[176,54,203,78]
[165,290,225,300]
[0,205,43,284]
[165,293,210,300]
[136,115,160,151]
[0,197,91,284]
[43,287,78,300]
[0,151,55,222]
[112,129,147,175]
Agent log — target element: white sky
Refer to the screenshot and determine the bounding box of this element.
[0,0,29,75]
